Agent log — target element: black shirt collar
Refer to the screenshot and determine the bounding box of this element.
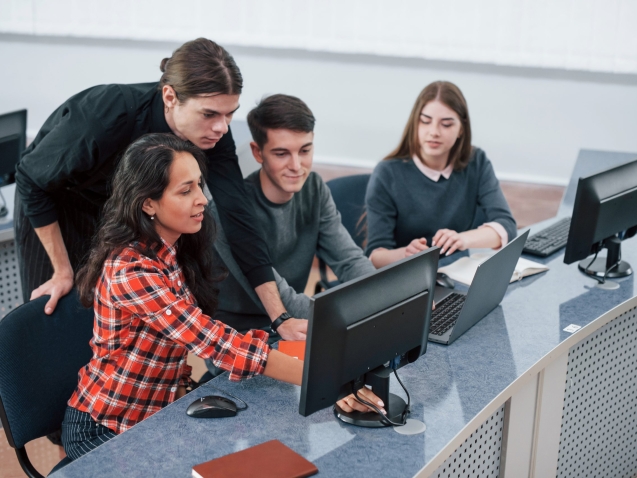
[150,89,172,134]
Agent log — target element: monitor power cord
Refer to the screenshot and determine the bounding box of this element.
[584,240,621,285]
[353,369,411,427]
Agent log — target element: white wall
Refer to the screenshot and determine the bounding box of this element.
[2,34,637,185]
[2,0,637,74]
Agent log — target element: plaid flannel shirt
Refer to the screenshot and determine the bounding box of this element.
[69,239,270,434]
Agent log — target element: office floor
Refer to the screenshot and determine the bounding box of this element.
[0,165,563,478]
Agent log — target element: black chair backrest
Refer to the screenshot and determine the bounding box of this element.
[0,291,94,449]
[326,174,371,248]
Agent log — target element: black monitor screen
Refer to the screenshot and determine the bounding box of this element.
[299,247,438,420]
[564,158,637,279]
[0,135,21,182]
[0,110,27,186]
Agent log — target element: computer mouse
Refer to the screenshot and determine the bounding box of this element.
[436,272,455,289]
[186,395,238,418]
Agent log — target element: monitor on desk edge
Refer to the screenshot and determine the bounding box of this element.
[299,247,438,427]
[564,157,637,280]
[0,110,27,186]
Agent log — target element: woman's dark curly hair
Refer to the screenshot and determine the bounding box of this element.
[76,133,225,316]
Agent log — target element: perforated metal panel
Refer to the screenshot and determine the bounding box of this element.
[433,405,505,478]
[557,307,637,477]
[0,240,23,318]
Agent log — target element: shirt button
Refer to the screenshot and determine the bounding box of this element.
[178,281,182,287]
[166,309,172,316]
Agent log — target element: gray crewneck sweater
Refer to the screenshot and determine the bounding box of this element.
[211,170,375,331]
[365,148,517,255]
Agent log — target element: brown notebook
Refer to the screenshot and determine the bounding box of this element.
[192,439,318,478]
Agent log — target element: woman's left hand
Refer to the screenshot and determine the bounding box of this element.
[432,229,468,256]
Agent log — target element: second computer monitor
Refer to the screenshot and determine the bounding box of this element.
[299,247,438,426]
[0,109,27,185]
[564,158,637,279]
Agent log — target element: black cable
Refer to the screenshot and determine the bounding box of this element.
[584,240,622,285]
[584,245,609,285]
[604,245,622,281]
[393,369,411,420]
[602,258,620,282]
[584,247,601,282]
[351,368,411,427]
[353,388,405,427]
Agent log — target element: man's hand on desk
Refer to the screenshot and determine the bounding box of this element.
[337,387,386,415]
[30,269,74,315]
[276,318,308,341]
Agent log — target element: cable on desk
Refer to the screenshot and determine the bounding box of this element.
[583,241,621,284]
[353,368,411,427]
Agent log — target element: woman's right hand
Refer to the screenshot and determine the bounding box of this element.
[404,238,428,257]
[337,387,386,415]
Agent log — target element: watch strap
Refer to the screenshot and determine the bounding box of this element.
[270,312,292,334]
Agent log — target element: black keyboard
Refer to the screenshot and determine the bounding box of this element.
[430,293,466,336]
[523,217,571,257]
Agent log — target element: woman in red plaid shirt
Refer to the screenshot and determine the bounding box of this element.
[60,133,382,460]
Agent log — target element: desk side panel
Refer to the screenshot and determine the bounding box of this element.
[0,238,23,318]
[556,306,637,477]
[427,405,505,478]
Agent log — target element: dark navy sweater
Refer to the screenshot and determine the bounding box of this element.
[365,148,517,255]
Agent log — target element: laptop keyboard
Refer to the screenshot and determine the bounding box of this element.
[430,293,466,336]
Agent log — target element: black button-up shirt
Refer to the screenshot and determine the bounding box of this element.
[15,82,273,287]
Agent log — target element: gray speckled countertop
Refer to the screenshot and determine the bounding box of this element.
[52,217,637,478]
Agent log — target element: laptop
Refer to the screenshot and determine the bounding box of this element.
[428,229,530,345]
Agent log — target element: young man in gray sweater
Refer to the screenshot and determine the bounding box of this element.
[208,94,375,342]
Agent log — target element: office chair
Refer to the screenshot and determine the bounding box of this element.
[0,291,94,477]
[315,174,371,293]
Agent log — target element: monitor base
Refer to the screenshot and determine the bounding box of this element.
[334,393,407,428]
[578,257,633,279]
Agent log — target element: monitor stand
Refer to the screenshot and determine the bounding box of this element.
[578,236,632,279]
[333,366,407,428]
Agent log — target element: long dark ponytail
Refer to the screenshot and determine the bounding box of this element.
[76,133,225,316]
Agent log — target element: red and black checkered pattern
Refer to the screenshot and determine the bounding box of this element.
[69,239,270,434]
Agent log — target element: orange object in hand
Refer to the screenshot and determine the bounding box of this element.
[278,340,306,360]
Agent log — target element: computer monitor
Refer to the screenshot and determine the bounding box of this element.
[0,109,27,186]
[564,158,637,281]
[299,247,438,427]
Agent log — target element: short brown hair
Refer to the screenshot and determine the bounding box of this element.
[385,81,472,171]
[159,38,242,102]
[247,94,315,148]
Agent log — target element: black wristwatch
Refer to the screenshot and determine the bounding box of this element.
[270,312,292,334]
